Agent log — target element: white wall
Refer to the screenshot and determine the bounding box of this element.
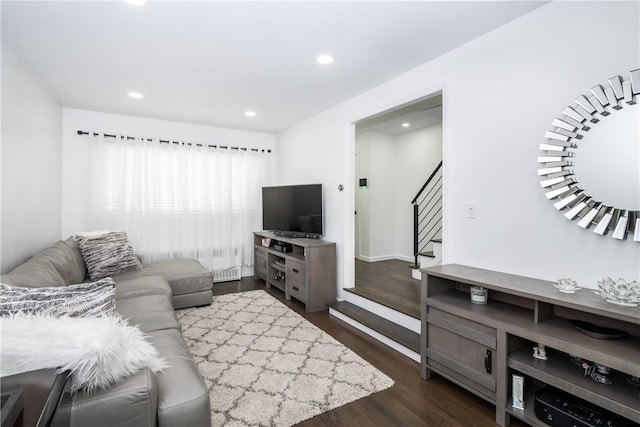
[61,108,277,238]
[275,1,640,296]
[355,131,395,261]
[1,38,62,273]
[355,125,442,262]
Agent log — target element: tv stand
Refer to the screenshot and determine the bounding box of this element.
[254,231,336,312]
[272,230,320,239]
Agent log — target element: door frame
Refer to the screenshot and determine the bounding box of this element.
[344,83,449,289]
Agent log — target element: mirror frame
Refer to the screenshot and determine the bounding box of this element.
[538,69,639,241]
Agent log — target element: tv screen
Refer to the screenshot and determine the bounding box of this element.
[262,184,323,236]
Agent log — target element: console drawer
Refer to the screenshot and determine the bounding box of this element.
[286,260,307,302]
[286,260,306,284]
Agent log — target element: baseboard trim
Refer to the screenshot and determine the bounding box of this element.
[357,254,413,263]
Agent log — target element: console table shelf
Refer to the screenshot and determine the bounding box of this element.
[421,264,640,427]
[427,291,534,329]
[504,384,548,427]
[254,231,336,313]
[509,347,640,420]
[270,262,286,272]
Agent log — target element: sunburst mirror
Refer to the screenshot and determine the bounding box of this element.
[538,68,639,241]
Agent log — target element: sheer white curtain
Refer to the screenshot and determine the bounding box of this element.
[87,134,270,278]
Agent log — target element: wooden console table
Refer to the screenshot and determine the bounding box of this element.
[421,264,640,426]
[254,231,336,312]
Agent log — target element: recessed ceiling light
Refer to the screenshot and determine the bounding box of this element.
[316,55,334,65]
[402,122,410,128]
[124,0,146,6]
[128,91,143,99]
[245,111,257,117]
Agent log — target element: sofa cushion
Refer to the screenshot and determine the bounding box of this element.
[1,256,66,288]
[112,258,213,297]
[75,231,142,281]
[114,275,173,301]
[32,240,87,285]
[117,294,180,333]
[0,278,116,318]
[63,237,88,281]
[147,328,211,427]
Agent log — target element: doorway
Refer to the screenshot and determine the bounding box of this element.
[351,93,443,316]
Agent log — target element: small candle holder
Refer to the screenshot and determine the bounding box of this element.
[470,286,488,304]
[553,278,581,294]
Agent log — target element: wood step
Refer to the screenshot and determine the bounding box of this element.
[330,301,420,353]
[345,286,420,319]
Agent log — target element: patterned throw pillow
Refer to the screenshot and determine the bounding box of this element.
[0,278,116,318]
[75,231,142,281]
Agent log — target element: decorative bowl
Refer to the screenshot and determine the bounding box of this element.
[553,278,581,294]
[595,278,640,307]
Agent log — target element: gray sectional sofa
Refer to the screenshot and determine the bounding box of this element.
[1,237,213,427]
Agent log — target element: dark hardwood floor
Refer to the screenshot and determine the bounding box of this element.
[212,277,526,427]
[349,259,421,318]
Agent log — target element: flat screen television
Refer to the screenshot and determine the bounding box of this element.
[262,184,323,237]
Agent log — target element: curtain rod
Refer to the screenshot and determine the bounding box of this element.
[76,130,272,153]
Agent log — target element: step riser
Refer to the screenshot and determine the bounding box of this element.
[329,308,421,363]
[341,292,421,333]
[412,255,439,279]
[412,241,442,279]
[433,241,442,259]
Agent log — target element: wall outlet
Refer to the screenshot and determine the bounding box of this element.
[466,202,477,219]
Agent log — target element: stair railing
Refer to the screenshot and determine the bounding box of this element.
[411,161,443,268]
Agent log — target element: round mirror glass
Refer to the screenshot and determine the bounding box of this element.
[572,105,639,210]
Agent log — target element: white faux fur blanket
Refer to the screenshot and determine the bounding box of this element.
[0,314,167,392]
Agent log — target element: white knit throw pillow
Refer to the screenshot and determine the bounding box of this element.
[0,314,167,392]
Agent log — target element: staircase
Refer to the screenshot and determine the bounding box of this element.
[329,162,443,362]
[410,161,443,278]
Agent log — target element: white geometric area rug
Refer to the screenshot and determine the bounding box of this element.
[176,290,394,426]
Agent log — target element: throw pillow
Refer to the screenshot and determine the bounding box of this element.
[0,278,116,318]
[0,313,167,392]
[75,230,142,281]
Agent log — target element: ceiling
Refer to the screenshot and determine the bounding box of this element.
[1,1,547,134]
[356,94,442,136]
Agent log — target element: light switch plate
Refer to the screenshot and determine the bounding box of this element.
[466,202,477,219]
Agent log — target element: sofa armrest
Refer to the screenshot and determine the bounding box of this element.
[59,368,158,427]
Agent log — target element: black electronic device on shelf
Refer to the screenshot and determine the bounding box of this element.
[273,231,320,239]
[534,386,638,427]
[272,242,293,253]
